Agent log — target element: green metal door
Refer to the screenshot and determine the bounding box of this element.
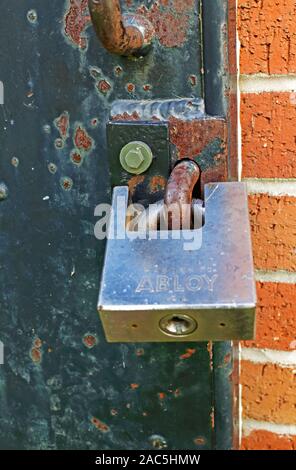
[0,0,238,450]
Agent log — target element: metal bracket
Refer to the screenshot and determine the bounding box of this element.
[107,121,170,205]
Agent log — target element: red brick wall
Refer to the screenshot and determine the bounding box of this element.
[238,0,296,450]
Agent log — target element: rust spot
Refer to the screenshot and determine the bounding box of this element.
[149,175,167,193]
[114,65,123,76]
[224,353,231,364]
[158,392,166,400]
[112,111,140,121]
[54,111,69,140]
[82,334,98,349]
[60,176,73,191]
[143,84,152,92]
[211,408,215,429]
[74,126,93,151]
[91,118,99,127]
[64,0,91,49]
[189,74,197,86]
[180,348,196,360]
[91,417,109,433]
[169,117,226,158]
[128,175,145,196]
[136,348,145,356]
[71,151,83,166]
[138,0,195,48]
[174,388,181,397]
[34,338,42,349]
[169,117,228,190]
[55,138,64,149]
[30,348,42,363]
[194,437,205,446]
[130,383,140,390]
[126,83,135,93]
[97,79,112,95]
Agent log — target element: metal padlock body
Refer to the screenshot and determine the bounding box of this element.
[98,182,256,342]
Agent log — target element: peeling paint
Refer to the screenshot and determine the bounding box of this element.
[91,417,110,433]
[27,9,38,24]
[74,125,93,151]
[54,111,70,141]
[97,79,112,95]
[128,175,145,196]
[48,163,57,174]
[114,66,123,77]
[30,348,42,363]
[60,176,73,191]
[64,0,91,49]
[194,436,206,446]
[11,157,19,167]
[82,334,98,349]
[126,83,136,94]
[137,0,195,48]
[70,150,83,166]
[149,175,166,193]
[180,348,196,360]
[55,138,64,149]
[130,383,140,390]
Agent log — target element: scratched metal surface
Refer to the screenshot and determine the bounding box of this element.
[0,0,235,450]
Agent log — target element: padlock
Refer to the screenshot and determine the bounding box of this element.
[98,162,256,343]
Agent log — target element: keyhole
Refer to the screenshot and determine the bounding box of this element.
[159,314,197,337]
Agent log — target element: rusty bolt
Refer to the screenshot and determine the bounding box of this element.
[120,141,153,175]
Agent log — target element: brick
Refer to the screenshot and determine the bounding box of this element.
[244,282,296,351]
[241,93,296,178]
[241,430,296,450]
[249,194,296,271]
[238,0,296,74]
[241,361,296,424]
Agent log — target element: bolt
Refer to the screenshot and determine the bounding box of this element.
[120,141,153,175]
[0,182,8,201]
[125,149,145,169]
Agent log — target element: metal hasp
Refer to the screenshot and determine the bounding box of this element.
[88,0,154,56]
[98,182,256,342]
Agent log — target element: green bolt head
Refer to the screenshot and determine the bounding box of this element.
[120,141,153,175]
[125,149,145,169]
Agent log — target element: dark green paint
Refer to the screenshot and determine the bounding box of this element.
[194,138,224,171]
[0,0,236,450]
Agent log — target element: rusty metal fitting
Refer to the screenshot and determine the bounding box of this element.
[88,0,155,56]
[127,161,203,232]
[164,160,201,229]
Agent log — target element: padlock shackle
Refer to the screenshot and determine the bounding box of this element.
[164,160,200,229]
